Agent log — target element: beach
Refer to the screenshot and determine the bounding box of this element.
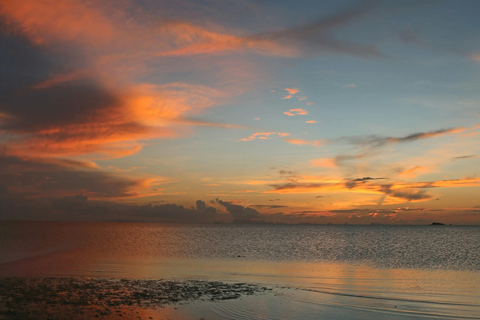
[0,277,272,319]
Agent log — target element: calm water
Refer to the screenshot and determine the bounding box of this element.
[1,221,479,319]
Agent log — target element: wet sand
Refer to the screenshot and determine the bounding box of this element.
[0,277,271,320]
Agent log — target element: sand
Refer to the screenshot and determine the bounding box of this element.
[0,277,272,320]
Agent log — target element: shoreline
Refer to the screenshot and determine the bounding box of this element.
[0,277,271,320]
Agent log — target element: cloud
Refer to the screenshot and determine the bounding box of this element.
[282,87,299,99]
[284,88,299,95]
[152,0,383,59]
[305,120,317,124]
[0,1,240,161]
[216,198,263,222]
[0,153,164,200]
[266,176,480,205]
[398,166,431,178]
[346,126,473,148]
[452,155,478,161]
[344,84,356,88]
[284,138,323,147]
[284,108,309,116]
[237,132,290,142]
[1,75,225,158]
[247,0,383,58]
[134,200,217,223]
[311,158,337,168]
[0,0,115,46]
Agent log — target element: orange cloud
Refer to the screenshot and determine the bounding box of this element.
[265,176,480,205]
[284,88,299,95]
[282,88,299,99]
[4,80,224,159]
[311,158,337,168]
[285,139,323,147]
[0,0,114,46]
[238,132,290,142]
[398,166,431,178]
[306,120,317,124]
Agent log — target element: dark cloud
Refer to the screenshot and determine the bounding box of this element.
[133,200,217,223]
[0,191,218,223]
[452,155,477,161]
[270,179,434,204]
[346,177,386,189]
[0,29,57,96]
[345,127,463,148]
[380,185,433,202]
[2,79,121,131]
[353,176,385,182]
[0,154,147,199]
[269,182,326,192]
[216,199,263,222]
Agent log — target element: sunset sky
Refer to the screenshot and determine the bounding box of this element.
[1,0,480,224]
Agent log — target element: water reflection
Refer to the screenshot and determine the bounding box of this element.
[1,221,479,318]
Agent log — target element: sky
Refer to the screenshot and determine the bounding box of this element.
[1,0,480,225]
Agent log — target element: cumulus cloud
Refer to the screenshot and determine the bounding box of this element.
[216,198,264,222]
[134,200,217,223]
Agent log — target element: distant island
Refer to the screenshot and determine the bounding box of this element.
[431,222,446,225]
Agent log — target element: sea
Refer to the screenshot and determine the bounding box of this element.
[1,221,479,319]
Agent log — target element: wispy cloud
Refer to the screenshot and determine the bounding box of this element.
[398,166,431,178]
[452,155,478,161]
[284,108,309,116]
[305,120,317,124]
[266,175,480,205]
[237,132,290,142]
[345,126,473,148]
[284,139,323,147]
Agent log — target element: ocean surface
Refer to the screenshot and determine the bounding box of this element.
[1,221,479,319]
